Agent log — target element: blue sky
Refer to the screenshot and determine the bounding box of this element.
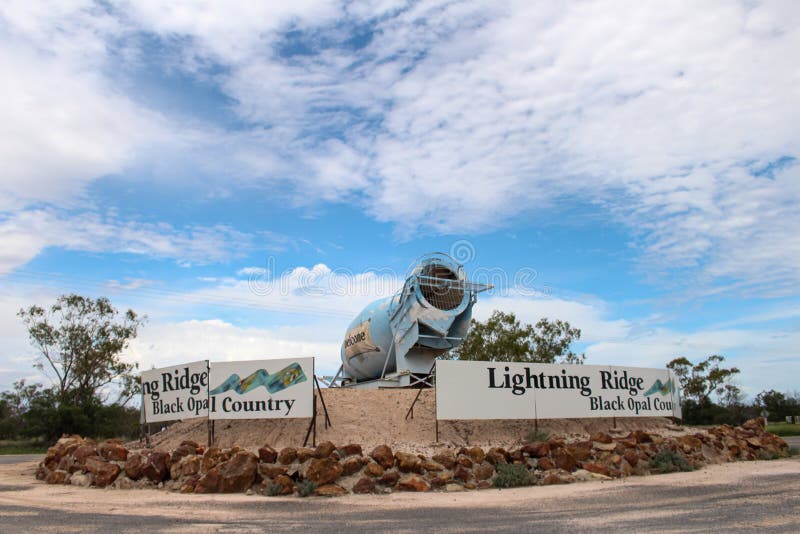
[1,1,798,401]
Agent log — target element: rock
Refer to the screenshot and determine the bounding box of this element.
[341,457,363,477]
[464,482,477,490]
[537,457,555,471]
[195,467,221,493]
[353,476,377,494]
[85,457,121,487]
[478,480,492,489]
[573,469,612,482]
[259,464,289,479]
[486,448,509,465]
[45,469,70,485]
[72,444,99,466]
[445,483,464,492]
[314,441,337,459]
[142,451,170,482]
[218,451,259,493]
[201,447,229,473]
[566,441,593,461]
[541,470,575,485]
[594,442,617,452]
[623,449,640,467]
[581,462,611,477]
[591,432,613,444]
[68,471,91,487]
[273,474,296,495]
[627,430,652,444]
[521,441,550,458]
[305,457,343,486]
[370,445,395,469]
[466,447,485,464]
[258,445,278,464]
[57,454,81,474]
[432,450,456,469]
[170,455,201,480]
[397,475,430,492]
[378,470,400,487]
[124,452,144,479]
[454,465,472,482]
[170,443,197,466]
[365,462,384,477]
[676,435,703,453]
[98,441,128,462]
[296,447,316,463]
[421,459,445,472]
[428,473,451,488]
[456,455,473,468]
[473,463,495,481]
[340,444,363,457]
[278,447,298,465]
[315,484,348,497]
[553,448,578,472]
[395,451,423,473]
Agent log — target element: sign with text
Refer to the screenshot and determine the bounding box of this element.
[208,358,314,420]
[436,361,681,420]
[141,360,210,423]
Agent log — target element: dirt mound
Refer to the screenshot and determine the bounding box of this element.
[133,388,680,454]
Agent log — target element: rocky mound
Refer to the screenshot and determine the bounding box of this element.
[38,418,789,496]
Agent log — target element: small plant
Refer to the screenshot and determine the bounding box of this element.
[648,448,694,473]
[493,463,534,488]
[297,479,318,497]
[525,428,551,442]
[266,482,284,497]
[788,446,799,457]
[757,449,779,461]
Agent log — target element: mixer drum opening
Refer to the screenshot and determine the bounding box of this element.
[418,263,465,311]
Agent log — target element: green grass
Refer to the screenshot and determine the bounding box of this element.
[766,423,800,436]
[0,440,49,455]
[648,448,694,473]
[524,428,551,442]
[493,463,534,488]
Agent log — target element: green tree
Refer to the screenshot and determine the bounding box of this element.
[446,311,584,364]
[18,294,145,409]
[667,355,739,405]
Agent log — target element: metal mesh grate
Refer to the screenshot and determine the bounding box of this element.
[417,264,465,310]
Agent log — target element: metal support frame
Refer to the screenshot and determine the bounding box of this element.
[303,372,333,447]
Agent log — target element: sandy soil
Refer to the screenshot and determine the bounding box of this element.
[134,388,685,454]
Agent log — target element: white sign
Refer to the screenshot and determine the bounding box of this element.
[208,358,314,420]
[436,361,681,420]
[141,360,210,423]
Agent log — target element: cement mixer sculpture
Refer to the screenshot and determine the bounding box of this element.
[330,253,491,388]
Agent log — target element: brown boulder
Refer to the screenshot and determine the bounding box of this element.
[623,448,640,467]
[45,469,70,485]
[195,467,221,493]
[537,457,555,471]
[378,470,400,487]
[553,448,578,472]
[296,447,316,463]
[98,441,128,462]
[218,451,259,493]
[466,447,485,464]
[454,465,472,482]
[591,432,613,444]
[353,476,377,494]
[365,462,384,477]
[258,445,278,463]
[432,450,456,469]
[541,470,574,485]
[201,447,229,473]
[171,455,201,480]
[581,462,611,477]
[340,444,363,457]
[521,442,550,458]
[566,441,593,461]
[259,464,289,479]
[315,484,348,497]
[124,452,144,479]
[72,444,98,466]
[342,457,364,476]
[421,459,445,472]
[627,430,653,444]
[142,451,170,482]
[278,447,298,465]
[473,463,495,481]
[170,443,197,466]
[456,455,474,468]
[85,457,121,487]
[395,451,423,473]
[314,441,337,459]
[397,475,431,492]
[486,448,509,465]
[370,445,395,469]
[271,474,296,495]
[677,435,703,453]
[305,457,343,485]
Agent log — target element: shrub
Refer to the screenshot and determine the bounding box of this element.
[648,448,694,473]
[297,480,317,497]
[756,449,779,461]
[266,482,284,497]
[525,428,550,442]
[493,463,534,488]
[788,447,799,457]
